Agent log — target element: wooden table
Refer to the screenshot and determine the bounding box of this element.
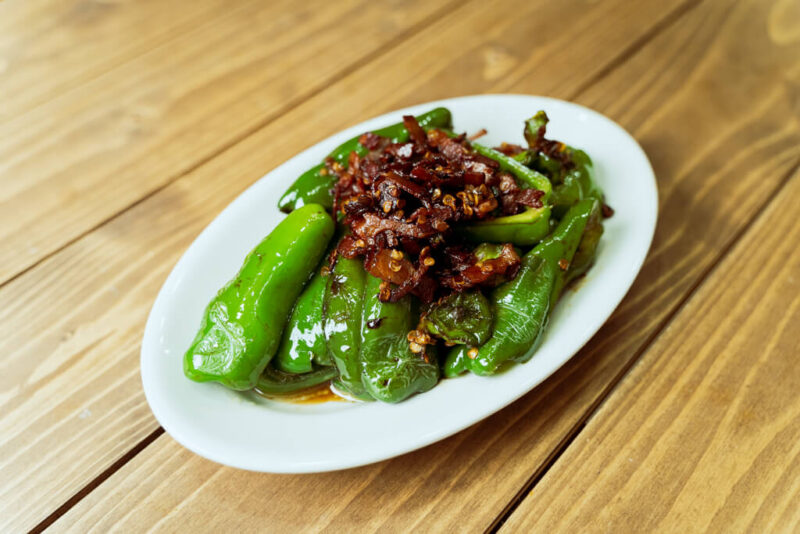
[2,0,799,531]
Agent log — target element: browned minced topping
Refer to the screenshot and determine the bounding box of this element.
[329,116,544,303]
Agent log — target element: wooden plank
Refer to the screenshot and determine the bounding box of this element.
[0,0,250,121]
[32,1,798,530]
[49,0,800,530]
[501,166,800,533]
[0,1,696,530]
[0,0,450,284]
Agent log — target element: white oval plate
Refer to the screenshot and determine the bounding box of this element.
[142,94,657,473]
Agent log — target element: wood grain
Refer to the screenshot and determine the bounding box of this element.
[40,0,800,531]
[0,0,451,284]
[501,166,800,533]
[0,0,696,531]
[0,0,246,121]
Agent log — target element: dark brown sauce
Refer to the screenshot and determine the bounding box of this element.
[261,381,345,404]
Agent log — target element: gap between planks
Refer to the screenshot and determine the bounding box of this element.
[29,428,165,534]
[486,155,800,533]
[26,0,708,529]
[0,0,468,293]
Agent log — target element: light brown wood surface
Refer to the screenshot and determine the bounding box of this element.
[501,166,800,533]
[1,0,799,531]
[0,0,243,120]
[0,0,691,530]
[0,0,451,284]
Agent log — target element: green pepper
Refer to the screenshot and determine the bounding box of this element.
[566,198,604,284]
[278,107,453,213]
[255,363,337,396]
[473,242,517,262]
[184,204,335,390]
[466,199,598,376]
[461,205,552,246]
[523,111,603,217]
[460,142,553,246]
[360,275,439,403]
[471,142,552,201]
[274,269,330,374]
[523,110,549,149]
[443,345,471,378]
[529,152,564,183]
[420,291,492,346]
[549,148,603,217]
[323,254,372,400]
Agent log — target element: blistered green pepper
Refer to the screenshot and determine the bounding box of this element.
[324,254,371,400]
[528,152,563,182]
[462,142,552,246]
[420,291,492,346]
[255,363,337,395]
[472,142,552,199]
[524,111,603,217]
[549,149,603,217]
[462,205,552,246]
[567,199,604,284]
[278,107,453,212]
[523,110,549,150]
[443,345,471,378]
[274,270,330,374]
[360,275,439,402]
[466,199,598,376]
[184,204,335,390]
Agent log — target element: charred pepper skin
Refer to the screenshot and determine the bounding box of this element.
[420,290,492,346]
[278,107,453,213]
[323,254,372,400]
[467,199,598,376]
[255,363,337,395]
[360,275,439,403]
[274,270,331,374]
[183,204,335,390]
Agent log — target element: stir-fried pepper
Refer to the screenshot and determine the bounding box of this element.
[184,108,610,403]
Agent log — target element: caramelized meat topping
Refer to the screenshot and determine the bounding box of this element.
[331,116,538,302]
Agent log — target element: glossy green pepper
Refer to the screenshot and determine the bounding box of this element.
[278,107,453,213]
[528,152,563,182]
[443,345,471,378]
[462,205,552,246]
[473,242,518,262]
[462,142,552,246]
[465,199,598,376]
[523,110,550,150]
[420,290,492,346]
[523,111,603,217]
[274,269,330,374]
[566,198,603,284]
[255,363,337,396]
[549,149,603,217]
[471,142,552,200]
[323,254,372,400]
[360,275,439,402]
[184,204,335,390]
